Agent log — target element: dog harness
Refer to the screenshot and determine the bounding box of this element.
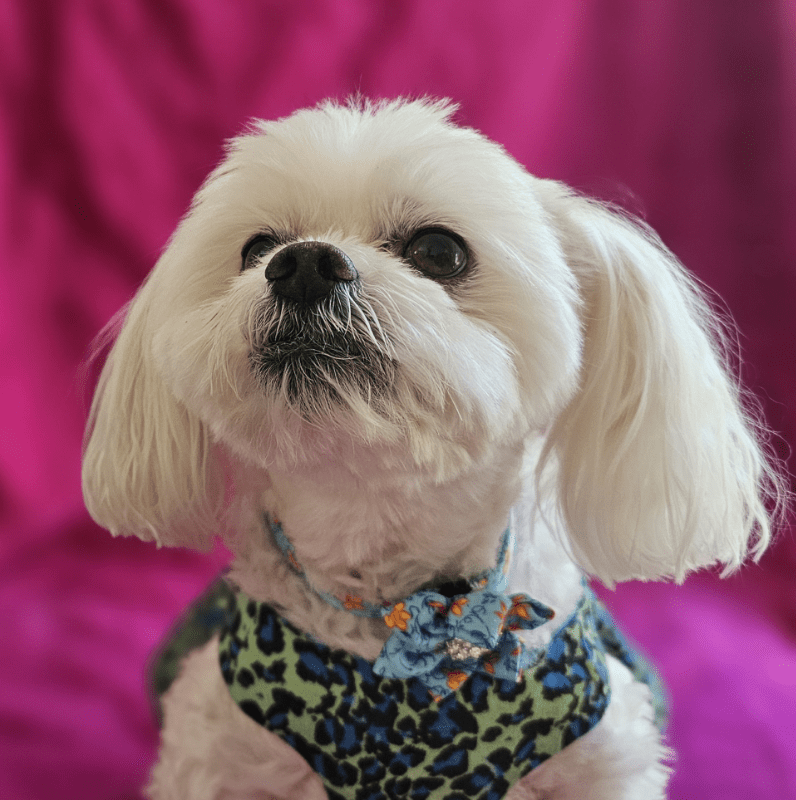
[209,520,667,800]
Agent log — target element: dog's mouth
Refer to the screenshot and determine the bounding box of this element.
[248,291,396,415]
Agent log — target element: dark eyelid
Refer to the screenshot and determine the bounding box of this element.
[241,231,280,259]
[402,226,467,252]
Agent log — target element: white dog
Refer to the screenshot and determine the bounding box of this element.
[83,99,780,799]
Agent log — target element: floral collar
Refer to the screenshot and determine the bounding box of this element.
[268,514,555,699]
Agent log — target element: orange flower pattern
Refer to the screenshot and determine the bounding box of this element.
[445,670,468,691]
[384,601,412,632]
[287,551,303,574]
[450,597,468,616]
[343,594,365,611]
[507,593,554,631]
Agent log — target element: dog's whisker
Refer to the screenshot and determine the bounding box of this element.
[351,297,391,352]
[342,293,353,333]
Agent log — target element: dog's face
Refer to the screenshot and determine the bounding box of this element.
[84,98,775,584]
[147,100,582,474]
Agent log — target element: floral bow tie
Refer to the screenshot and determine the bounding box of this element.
[267,515,555,700]
[374,585,554,700]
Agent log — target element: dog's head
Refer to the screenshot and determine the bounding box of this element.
[82,99,779,584]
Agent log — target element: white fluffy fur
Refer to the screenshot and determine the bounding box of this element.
[83,98,782,798]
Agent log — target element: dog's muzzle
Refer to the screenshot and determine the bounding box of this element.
[249,241,396,414]
[265,241,358,304]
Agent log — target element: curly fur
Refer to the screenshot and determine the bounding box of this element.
[83,98,783,798]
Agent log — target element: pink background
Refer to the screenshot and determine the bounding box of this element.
[2,2,795,797]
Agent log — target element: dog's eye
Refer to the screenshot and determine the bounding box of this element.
[404,228,468,280]
[241,234,280,271]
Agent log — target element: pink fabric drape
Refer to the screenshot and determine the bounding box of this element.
[2,2,794,797]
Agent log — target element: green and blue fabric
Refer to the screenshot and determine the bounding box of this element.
[216,582,667,799]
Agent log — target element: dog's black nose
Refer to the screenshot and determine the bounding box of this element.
[265,241,358,303]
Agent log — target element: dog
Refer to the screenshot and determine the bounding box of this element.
[82,98,780,799]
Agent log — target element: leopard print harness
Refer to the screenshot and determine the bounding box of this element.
[218,585,666,800]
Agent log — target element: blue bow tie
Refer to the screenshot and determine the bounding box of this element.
[267,515,555,699]
[374,584,554,699]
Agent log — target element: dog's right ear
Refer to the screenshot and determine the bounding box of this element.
[82,269,223,550]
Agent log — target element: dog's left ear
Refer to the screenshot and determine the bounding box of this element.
[537,185,782,584]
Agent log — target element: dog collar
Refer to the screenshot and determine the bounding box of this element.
[268,515,555,699]
[268,513,516,617]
